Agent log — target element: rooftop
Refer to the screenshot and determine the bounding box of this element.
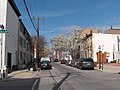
[8,0,21,17]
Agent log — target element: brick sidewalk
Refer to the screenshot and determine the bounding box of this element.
[95,63,120,74]
[105,63,120,66]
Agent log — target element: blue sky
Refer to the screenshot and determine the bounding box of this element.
[14,0,120,43]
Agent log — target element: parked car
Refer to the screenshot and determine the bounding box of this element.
[54,58,58,62]
[61,59,66,64]
[40,60,52,70]
[76,58,84,68]
[77,58,94,70]
[41,57,51,62]
[71,60,76,67]
[66,60,72,66]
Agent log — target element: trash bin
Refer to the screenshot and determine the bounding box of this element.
[106,59,108,63]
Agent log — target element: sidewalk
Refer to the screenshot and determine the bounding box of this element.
[95,63,120,74]
[3,69,38,80]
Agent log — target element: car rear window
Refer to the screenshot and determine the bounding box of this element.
[84,58,93,62]
[41,61,49,64]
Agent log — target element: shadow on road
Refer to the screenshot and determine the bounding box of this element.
[0,77,40,90]
[52,72,71,90]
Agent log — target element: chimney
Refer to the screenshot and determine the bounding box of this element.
[111,25,113,29]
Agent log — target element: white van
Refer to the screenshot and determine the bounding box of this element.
[41,57,50,62]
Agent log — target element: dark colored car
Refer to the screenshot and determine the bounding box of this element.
[70,60,76,67]
[61,59,66,64]
[77,58,94,70]
[76,58,84,68]
[54,58,58,62]
[40,60,52,70]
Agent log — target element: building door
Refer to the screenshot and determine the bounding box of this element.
[7,52,12,73]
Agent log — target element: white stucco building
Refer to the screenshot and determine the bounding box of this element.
[0,0,21,72]
[80,28,120,63]
[92,33,119,63]
[0,0,33,73]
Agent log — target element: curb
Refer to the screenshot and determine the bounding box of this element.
[94,67,103,72]
[7,69,39,79]
[95,67,120,74]
[7,69,28,79]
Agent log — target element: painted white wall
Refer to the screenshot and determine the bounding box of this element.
[0,0,7,26]
[92,33,118,63]
[0,1,31,70]
[5,1,19,66]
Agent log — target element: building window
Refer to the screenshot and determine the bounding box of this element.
[23,52,25,59]
[27,53,28,61]
[27,42,29,51]
[20,24,24,33]
[23,29,26,35]
[19,36,22,46]
[20,51,22,59]
[23,39,26,48]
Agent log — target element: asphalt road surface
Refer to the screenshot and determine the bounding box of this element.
[35,62,120,90]
[0,62,120,90]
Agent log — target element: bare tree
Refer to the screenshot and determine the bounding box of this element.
[32,35,47,59]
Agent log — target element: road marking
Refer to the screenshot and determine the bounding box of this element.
[31,79,38,90]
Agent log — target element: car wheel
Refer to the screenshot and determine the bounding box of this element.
[80,66,83,70]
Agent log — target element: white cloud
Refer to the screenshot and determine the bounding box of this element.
[54,26,73,31]
[53,25,77,33]
[92,1,112,14]
[110,17,120,23]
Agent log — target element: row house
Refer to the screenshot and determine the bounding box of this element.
[80,27,120,63]
[80,28,100,58]
[0,0,33,73]
[18,19,33,69]
[104,25,120,34]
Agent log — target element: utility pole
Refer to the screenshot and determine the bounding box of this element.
[36,17,40,68]
[34,17,44,68]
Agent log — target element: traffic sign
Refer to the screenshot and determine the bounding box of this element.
[0,29,8,33]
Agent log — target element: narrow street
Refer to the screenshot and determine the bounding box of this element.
[35,62,120,90]
[0,62,120,90]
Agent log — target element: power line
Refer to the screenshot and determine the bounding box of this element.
[33,0,38,17]
[41,0,46,34]
[42,0,45,17]
[28,0,37,25]
[23,0,37,31]
[28,0,35,17]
